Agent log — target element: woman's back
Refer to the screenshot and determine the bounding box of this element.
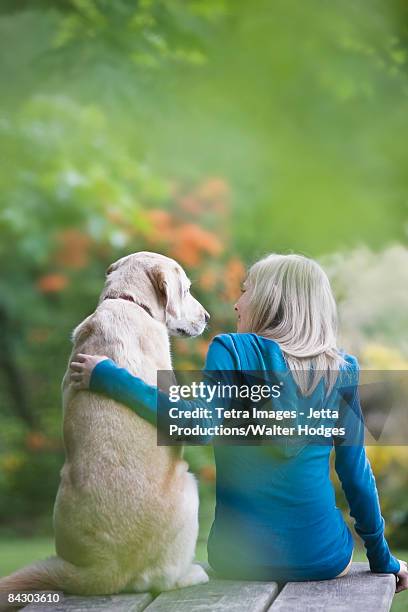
[206,332,389,581]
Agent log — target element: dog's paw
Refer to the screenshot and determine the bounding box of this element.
[175,563,209,588]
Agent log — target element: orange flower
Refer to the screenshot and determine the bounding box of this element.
[178,195,204,215]
[143,209,175,243]
[37,273,69,293]
[25,431,49,451]
[194,177,230,214]
[223,257,246,301]
[198,269,218,291]
[169,224,223,267]
[55,229,91,269]
[199,464,216,482]
[106,208,125,224]
[174,338,189,355]
[145,209,173,230]
[196,177,229,200]
[196,339,210,359]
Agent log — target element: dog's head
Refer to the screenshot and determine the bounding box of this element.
[99,251,210,337]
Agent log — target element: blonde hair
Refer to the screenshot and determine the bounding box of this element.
[244,253,346,395]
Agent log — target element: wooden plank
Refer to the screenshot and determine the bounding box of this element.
[143,579,279,612]
[268,562,395,612]
[22,592,153,612]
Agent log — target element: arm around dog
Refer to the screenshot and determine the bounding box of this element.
[89,333,240,442]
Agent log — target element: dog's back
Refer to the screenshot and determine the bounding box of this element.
[56,300,190,578]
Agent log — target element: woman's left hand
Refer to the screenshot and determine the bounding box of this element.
[396,559,408,593]
[70,354,109,390]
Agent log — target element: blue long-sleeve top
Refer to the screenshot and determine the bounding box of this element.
[89,332,400,581]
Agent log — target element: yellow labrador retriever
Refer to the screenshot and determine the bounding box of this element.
[0,252,210,596]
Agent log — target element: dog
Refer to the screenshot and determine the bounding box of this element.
[0,252,210,597]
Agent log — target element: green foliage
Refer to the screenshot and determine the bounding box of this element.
[52,0,226,67]
[0,95,165,265]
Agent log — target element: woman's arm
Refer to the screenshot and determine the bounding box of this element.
[334,358,400,575]
[70,333,239,443]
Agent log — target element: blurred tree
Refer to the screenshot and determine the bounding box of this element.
[0,0,228,458]
[0,304,34,428]
[0,0,226,80]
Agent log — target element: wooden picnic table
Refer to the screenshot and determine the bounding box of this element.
[19,562,396,612]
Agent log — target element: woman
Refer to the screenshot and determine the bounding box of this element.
[70,253,408,592]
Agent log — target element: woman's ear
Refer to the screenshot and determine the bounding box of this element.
[147,265,178,318]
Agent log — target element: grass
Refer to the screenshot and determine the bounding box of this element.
[0,536,55,576]
[0,537,406,611]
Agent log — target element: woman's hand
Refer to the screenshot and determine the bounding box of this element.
[70,354,109,390]
[396,559,408,593]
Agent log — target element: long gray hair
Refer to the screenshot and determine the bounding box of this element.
[244,253,346,395]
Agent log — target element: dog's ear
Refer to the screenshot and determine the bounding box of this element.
[106,261,119,276]
[106,255,130,277]
[147,265,178,317]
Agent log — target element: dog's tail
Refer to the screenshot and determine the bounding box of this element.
[0,556,120,603]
